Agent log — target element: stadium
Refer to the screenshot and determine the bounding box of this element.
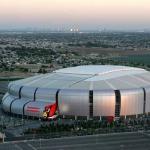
[2,65,150,120]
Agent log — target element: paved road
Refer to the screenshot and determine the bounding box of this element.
[0,81,9,100]
[0,81,9,93]
[0,132,150,150]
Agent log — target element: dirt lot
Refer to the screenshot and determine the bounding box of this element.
[70,47,150,56]
[0,71,34,79]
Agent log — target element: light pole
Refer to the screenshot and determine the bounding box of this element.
[22,114,24,136]
[2,132,5,143]
[39,138,42,148]
[0,116,5,143]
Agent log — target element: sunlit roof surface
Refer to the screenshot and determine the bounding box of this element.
[10,65,150,90]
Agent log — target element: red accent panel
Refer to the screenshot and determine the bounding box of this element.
[49,103,57,117]
[27,107,40,109]
[26,109,40,112]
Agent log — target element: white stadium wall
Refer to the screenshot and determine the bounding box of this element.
[2,65,150,120]
[93,90,115,117]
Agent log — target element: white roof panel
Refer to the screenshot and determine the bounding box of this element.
[54,65,145,76]
[11,65,150,90]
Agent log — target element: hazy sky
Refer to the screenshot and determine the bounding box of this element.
[0,0,150,30]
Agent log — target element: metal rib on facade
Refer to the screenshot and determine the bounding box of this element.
[145,87,150,113]
[11,99,31,115]
[35,88,57,102]
[21,86,37,100]
[2,94,15,112]
[58,89,89,116]
[9,84,21,97]
[93,90,115,117]
[120,88,144,116]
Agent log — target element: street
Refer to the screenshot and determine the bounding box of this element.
[0,132,150,150]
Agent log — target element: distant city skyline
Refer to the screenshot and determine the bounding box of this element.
[0,0,150,31]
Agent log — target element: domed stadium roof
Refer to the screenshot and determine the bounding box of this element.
[10,65,150,90]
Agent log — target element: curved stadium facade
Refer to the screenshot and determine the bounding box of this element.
[2,65,150,120]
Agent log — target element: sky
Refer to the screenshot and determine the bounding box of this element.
[0,0,150,31]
